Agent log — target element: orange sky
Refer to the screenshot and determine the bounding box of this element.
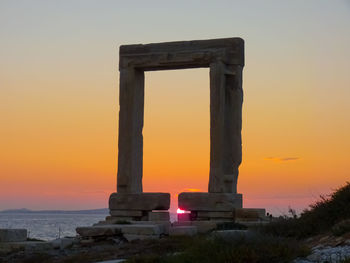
[1,1,349,215]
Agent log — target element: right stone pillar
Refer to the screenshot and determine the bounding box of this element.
[209,62,243,194]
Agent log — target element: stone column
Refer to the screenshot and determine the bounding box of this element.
[209,63,243,193]
[117,67,145,193]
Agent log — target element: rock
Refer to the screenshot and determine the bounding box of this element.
[76,225,122,237]
[77,224,165,238]
[110,210,144,217]
[234,208,266,221]
[51,238,74,249]
[169,226,197,236]
[174,221,218,233]
[177,213,191,222]
[0,241,52,252]
[109,193,170,210]
[178,192,242,211]
[129,221,171,235]
[123,234,159,242]
[120,225,162,235]
[196,211,234,219]
[0,229,27,242]
[148,211,170,221]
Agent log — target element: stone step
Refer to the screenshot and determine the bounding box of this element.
[173,221,218,234]
[148,211,170,221]
[178,192,242,211]
[76,224,166,238]
[109,193,170,210]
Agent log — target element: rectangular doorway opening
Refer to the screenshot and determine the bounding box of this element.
[143,68,210,214]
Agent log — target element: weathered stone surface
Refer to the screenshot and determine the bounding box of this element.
[50,238,75,249]
[0,241,52,252]
[129,221,170,235]
[77,224,165,238]
[0,229,27,242]
[123,234,159,242]
[117,67,145,193]
[177,213,191,222]
[174,221,218,234]
[196,211,234,219]
[209,62,243,193]
[178,192,242,211]
[148,211,170,221]
[116,38,244,195]
[109,193,170,210]
[110,210,144,217]
[76,225,122,237]
[169,226,197,236]
[121,225,162,235]
[119,38,244,71]
[234,208,266,220]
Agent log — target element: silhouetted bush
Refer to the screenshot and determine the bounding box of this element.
[127,234,309,263]
[261,182,350,238]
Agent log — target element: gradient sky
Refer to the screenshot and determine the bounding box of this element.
[1,0,349,215]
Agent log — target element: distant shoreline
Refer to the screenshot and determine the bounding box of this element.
[0,208,109,214]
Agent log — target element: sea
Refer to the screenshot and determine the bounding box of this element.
[0,212,108,241]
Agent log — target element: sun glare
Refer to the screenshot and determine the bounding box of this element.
[177,208,185,214]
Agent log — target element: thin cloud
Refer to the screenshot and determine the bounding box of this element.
[264,157,300,162]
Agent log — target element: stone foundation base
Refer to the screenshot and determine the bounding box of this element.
[108,192,170,222]
[178,192,243,211]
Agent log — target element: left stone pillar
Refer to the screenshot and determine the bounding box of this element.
[117,67,144,193]
[108,66,170,223]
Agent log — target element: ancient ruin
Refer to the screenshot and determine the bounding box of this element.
[76,38,267,240]
[109,37,245,222]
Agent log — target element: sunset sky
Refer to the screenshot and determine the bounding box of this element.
[1,0,349,215]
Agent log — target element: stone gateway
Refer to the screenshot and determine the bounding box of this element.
[109,37,245,221]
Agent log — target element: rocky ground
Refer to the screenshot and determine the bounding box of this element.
[1,230,349,263]
[294,233,350,263]
[0,235,188,263]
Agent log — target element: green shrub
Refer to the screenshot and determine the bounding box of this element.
[261,182,350,238]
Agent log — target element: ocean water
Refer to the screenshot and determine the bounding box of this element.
[0,213,108,241]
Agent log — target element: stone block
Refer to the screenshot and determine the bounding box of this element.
[109,193,170,210]
[0,241,52,252]
[177,213,191,222]
[110,210,144,217]
[178,192,242,211]
[123,234,159,242]
[196,211,234,219]
[76,225,122,237]
[130,221,171,235]
[148,211,170,221]
[234,208,266,220]
[169,226,197,236]
[0,229,27,242]
[120,225,162,235]
[174,221,218,234]
[50,238,74,250]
